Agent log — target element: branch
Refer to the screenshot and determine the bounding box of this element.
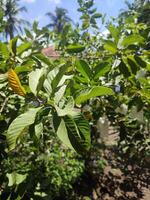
[0,97,8,114]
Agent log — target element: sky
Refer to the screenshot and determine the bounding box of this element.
[19,0,134,28]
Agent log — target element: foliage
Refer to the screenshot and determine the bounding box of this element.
[1,135,84,199]
[119,0,150,26]
[0,0,150,199]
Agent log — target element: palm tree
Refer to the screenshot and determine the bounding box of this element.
[46,7,72,33]
[1,0,29,40]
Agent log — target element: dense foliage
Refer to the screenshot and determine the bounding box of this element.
[0,0,149,199]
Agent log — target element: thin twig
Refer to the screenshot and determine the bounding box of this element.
[0,97,8,114]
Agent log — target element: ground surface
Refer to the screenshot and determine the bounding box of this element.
[72,129,150,200]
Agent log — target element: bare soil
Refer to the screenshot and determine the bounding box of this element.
[72,130,150,200]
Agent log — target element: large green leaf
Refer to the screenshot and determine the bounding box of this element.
[33,53,53,67]
[7,107,41,151]
[66,44,85,53]
[94,62,111,79]
[17,42,32,55]
[127,57,139,74]
[75,60,91,81]
[108,24,120,43]
[104,40,117,54]
[55,114,91,154]
[9,37,18,56]
[56,118,74,150]
[64,114,91,154]
[29,68,45,95]
[75,86,114,104]
[43,68,58,95]
[121,35,144,47]
[51,64,68,90]
[134,55,147,68]
[15,59,35,74]
[118,61,131,78]
[55,97,78,116]
[54,85,67,105]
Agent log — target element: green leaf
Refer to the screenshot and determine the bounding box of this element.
[75,86,114,104]
[75,60,91,81]
[92,13,102,18]
[29,68,45,95]
[54,85,67,104]
[82,20,90,30]
[121,35,144,47]
[15,60,35,73]
[56,114,91,154]
[35,122,43,139]
[108,24,120,43]
[118,61,131,78]
[51,64,68,90]
[140,89,150,100]
[43,69,58,95]
[85,0,93,8]
[66,44,85,53]
[64,114,91,154]
[0,42,9,59]
[134,55,147,68]
[9,37,18,56]
[17,42,32,55]
[127,57,138,74]
[6,172,27,186]
[7,107,41,151]
[56,118,74,150]
[104,40,117,54]
[33,53,53,67]
[15,65,33,74]
[55,97,78,116]
[94,62,111,79]
[57,74,73,87]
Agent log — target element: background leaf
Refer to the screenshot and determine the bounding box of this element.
[121,35,144,47]
[75,86,114,104]
[66,44,85,53]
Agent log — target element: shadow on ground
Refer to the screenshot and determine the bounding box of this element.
[69,142,150,200]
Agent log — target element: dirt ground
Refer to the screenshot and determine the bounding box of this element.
[73,129,150,200]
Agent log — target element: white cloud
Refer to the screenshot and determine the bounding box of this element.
[22,0,36,3]
[48,0,61,4]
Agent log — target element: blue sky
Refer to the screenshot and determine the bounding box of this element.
[20,0,134,28]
